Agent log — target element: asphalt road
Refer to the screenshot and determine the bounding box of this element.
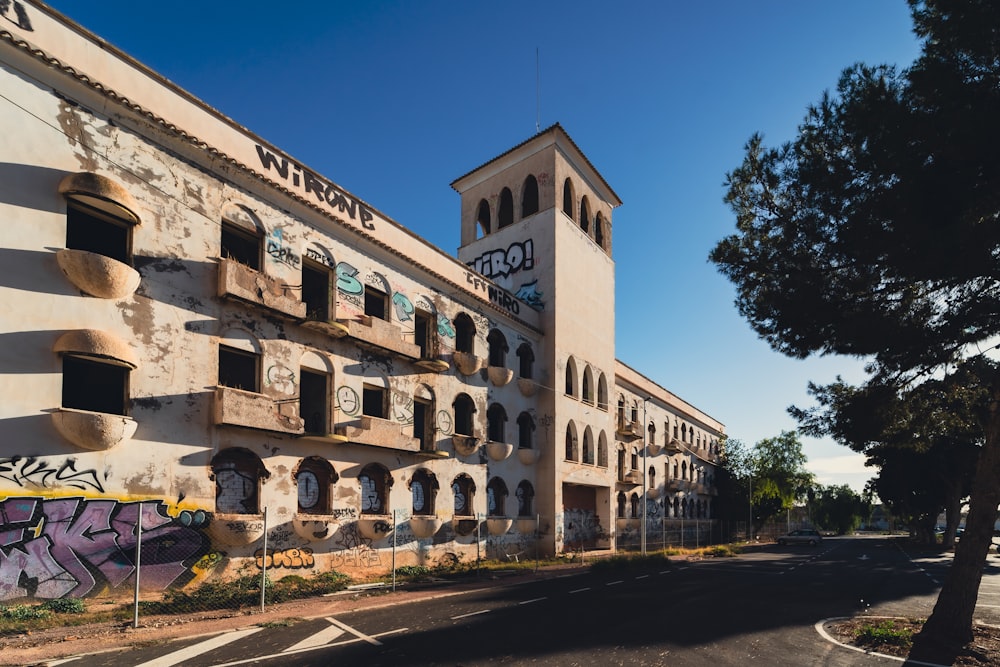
[64,536,1000,666]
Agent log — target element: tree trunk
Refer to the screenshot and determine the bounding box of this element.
[913,384,1000,652]
[942,481,963,550]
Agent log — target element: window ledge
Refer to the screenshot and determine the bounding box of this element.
[619,471,642,486]
[451,434,480,457]
[453,351,482,376]
[56,248,140,299]
[486,517,513,535]
[485,440,513,461]
[214,386,304,435]
[341,415,420,452]
[516,517,538,534]
[51,407,137,451]
[301,319,349,338]
[487,366,513,387]
[217,258,306,319]
[451,517,479,536]
[516,447,540,465]
[647,442,663,456]
[292,514,339,542]
[616,423,642,440]
[342,317,421,359]
[415,356,450,373]
[357,516,393,540]
[408,516,443,538]
[517,378,538,397]
[207,513,265,546]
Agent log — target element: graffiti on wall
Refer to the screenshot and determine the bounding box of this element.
[255,547,315,569]
[560,508,604,548]
[467,240,534,280]
[336,386,360,416]
[0,497,209,600]
[266,227,300,268]
[465,273,521,316]
[0,457,104,493]
[514,280,544,311]
[256,145,375,231]
[328,522,381,569]
[265,362,296,394]
[0,1,32,31]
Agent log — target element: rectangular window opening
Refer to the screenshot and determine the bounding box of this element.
[219,345,259,392]
[302,261,330,321]
[221,221,261,270]
[414,311,431,358]
[414,398,431,450]
[62,355,129,415]
[362,384,386,419]
[300,369,329,435]
[364,286,387,320]
[66,203,131,265]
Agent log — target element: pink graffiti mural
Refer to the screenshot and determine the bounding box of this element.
[0,497,209,600]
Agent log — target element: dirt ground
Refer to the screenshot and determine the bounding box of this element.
[827,617,1000,666]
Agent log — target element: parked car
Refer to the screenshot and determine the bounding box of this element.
[777,529,823,546]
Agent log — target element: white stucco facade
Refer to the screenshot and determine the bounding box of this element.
[0,1,724,600]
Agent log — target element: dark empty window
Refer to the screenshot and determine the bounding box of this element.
[364,285,388,320]
[62,356,128,415]
[302,261,331,321]
[516,481,534,517]
[453,475,475,516]
[498,188,513,229]
[476,199,491,236]
[488,477,509,517]
[299,368,328,434]
[487,403,506,442]
[66,203,131,265]
[562,179,574,218]
[454,313,475,354]
[415,310,433,359]
[219,345,259,392]
[413,396,433,451]
[521,175,539,218]
[580,197,590,233]
[517,412,534,449]
[362,384,386,419]
[487,329,507,368]
[359,463,391,514]
[517,343,534,379]
[221,221,261,270]
[453,393,475,436]
[595,213,605,248]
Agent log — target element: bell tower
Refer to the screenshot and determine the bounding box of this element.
[451,123,622,554]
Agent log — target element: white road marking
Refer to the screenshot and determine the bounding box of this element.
[518,597,547,605]
[635,575,649,580]
[212,628,408,667]
[452,609,491,619]
[327,616,383,645]
[133,627,263,667]
[570,587,591,594]
[606,580,623,586]
[283,622,345,652]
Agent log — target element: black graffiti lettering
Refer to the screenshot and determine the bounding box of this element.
[468,239,534,280]
[302,171,326,203]
[255,145,288,179]
[359,206,375,230]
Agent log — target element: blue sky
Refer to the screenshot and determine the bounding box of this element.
[46,1,923,492]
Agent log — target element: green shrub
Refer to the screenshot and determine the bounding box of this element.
[0,604,51,620]
[40,598,86,614]
[854,620,914,649]
[393,565,431,579]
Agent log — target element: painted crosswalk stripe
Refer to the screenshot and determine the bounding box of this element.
[133,627,263,667]
[283,623,346,651]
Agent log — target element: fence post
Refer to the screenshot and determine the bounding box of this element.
[260,507,268,613]
[392,509,398,592]
[132,503,143,629]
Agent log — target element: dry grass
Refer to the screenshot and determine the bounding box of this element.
[827,617,1000,666]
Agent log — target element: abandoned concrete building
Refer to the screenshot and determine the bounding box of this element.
[0,2,725,600]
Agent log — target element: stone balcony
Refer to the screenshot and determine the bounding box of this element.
[340,415,420,452]
[342,316,421,359]
[214,386,304,435]
[217,258,305,319]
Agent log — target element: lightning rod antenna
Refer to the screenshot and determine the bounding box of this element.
[535,47,540,133]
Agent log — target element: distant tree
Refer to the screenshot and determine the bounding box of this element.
[792,361,987,547]
[810,484,869,535]
[710,0,1000,651]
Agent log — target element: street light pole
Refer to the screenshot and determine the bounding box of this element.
[748,473,753,542]
[641,396,651,555]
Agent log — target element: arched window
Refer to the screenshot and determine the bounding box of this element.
[517,343,534,379]
[631,447,639,471]
[598,432,609,467]
[597,373,609,411]
[413,384,436,452]
[648,423,656,448]
[562,178,574,218]
[617,396,626,429]
[681,424,688,443]
[516,481,535,517]
[487,403,507,442]
[488,477,509,517]
[521,175,539,218]
[595,212,605,248]
[565,356,578,397]
[498,188,514,229]
[673,496,680,518]
[476,199,491,237]
[616,492,627,518]
[565,421,578,461]
[453,393,476,437]
[582,366,594,404]
[579,196,590,233]
[295,456,337,514]
[452,474,476,517]
[630,493,640,518]
[487,329,508,368]
[648,465,656,489]
[517,412,535,449]
[212,448,268,514]
[454,313,475,354]
[630,402,639,426]
[673,461,679,478]
[582,427,594,465]
[410,469,438,516]
[359,463,392,515]
[682,460,688,480]
[617,445,626,481]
